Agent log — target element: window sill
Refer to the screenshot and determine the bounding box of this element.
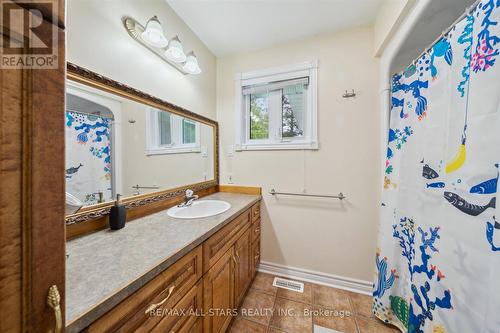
[235,142,319,151]
[145,147,201,155]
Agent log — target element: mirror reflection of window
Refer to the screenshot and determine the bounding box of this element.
[146,108,201,154]
[183,119,197,144]
[158,111,172,146]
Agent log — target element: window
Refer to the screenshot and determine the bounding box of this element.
[146,109,200,155]
[235,61,318,150]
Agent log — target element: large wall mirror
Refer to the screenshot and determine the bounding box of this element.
[65,63,218,226]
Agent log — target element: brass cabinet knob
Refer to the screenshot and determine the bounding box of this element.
[47,285,62,333]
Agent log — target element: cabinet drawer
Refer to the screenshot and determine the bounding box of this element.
[251,202,261,222]
[88,246,202,332]
[203,209,251,273]
[150,281,203,333]
[251,219,261,243]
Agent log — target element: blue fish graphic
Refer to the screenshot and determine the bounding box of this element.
[486,217,500,251]
[427,182,445,188]
[444,191,495,216]
[470,167,498,194]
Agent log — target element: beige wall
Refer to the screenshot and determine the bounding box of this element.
[217,26,381,282]
[374,0,415,56]
[67,0,216,120]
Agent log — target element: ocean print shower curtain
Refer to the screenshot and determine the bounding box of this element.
[65,111,112,205]
[374,1,500,332]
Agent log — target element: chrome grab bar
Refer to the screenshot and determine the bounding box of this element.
[269,189,346,200]
[132,184,160,195]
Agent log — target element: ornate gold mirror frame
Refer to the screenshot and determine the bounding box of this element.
[65,62,219,229]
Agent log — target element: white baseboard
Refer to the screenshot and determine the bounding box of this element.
[258,261,373,295]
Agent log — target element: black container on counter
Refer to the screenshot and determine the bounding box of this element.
[109,194,126,230]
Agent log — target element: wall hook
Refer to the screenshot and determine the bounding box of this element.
[342,89,356,98]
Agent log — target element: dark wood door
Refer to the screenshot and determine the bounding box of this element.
[203,248,234,333]
[0,1,66,332]
[234,228,251,306]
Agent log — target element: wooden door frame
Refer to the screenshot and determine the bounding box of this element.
[0,1,66,332]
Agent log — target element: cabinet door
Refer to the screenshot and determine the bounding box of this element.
[251,239,261,279]
[234,228,251,306]
[203,248,235,333]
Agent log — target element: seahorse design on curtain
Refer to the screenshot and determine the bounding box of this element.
[374,1,500,332]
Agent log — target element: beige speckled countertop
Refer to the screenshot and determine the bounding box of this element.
[66,192,261,333]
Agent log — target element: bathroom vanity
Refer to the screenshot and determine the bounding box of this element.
[62,64,261,332]
[66,192,261,332]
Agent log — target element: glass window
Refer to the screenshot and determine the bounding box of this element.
[249,92,269,140]
[282,84,304,138]
[237,62,317,150]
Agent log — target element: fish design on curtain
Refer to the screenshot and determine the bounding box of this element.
[374,1,500,332]
[65,111,112,204]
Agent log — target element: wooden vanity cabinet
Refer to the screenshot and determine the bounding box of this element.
[203,203,260,332]
[84,201,261,333]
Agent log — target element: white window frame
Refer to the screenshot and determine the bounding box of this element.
[145,108,201,155]
[234,60,318,151]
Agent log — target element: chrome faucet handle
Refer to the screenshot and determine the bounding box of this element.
[185,189,194,198]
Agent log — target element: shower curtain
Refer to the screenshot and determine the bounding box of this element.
[65,111,112,205]
[374,1,500,332]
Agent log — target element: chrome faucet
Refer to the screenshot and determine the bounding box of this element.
[178,189,199,207]
[91,191,104,203]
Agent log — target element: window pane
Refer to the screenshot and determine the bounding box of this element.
[158,111,172,145]
[282,84,305,138]
[250,92,269,139]
[183,119,196,144]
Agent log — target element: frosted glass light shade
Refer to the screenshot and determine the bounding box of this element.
[183,52,201,75]
[141,16,168,48]
[165,36,186,63]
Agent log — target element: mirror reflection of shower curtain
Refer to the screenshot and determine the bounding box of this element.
[374,1,500,332]
[65,110,113,205]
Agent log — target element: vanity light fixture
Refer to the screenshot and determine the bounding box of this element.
[183,51,202,75]
[123,16,201,75]
[141,16,168,48]
[165,35,187,63]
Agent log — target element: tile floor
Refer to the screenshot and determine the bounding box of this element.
[228,272,400,333]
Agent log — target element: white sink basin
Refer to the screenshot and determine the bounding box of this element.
[167,200,231,219]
